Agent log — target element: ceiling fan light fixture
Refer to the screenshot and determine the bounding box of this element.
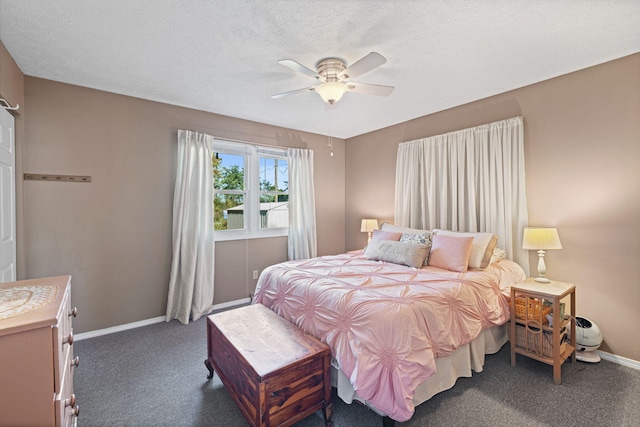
[272,52,392,104]
[315,82,346,104]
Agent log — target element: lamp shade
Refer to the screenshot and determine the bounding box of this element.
[522,227,562,250]
[315,82,346,104]
[360,219,379,233]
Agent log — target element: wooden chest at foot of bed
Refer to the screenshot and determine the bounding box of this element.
[205,304,333,427]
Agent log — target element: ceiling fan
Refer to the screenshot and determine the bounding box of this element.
[271,52,394,105]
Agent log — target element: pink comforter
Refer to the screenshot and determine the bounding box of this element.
[253,251,525,421]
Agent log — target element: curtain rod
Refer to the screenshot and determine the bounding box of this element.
[181,128,303,151]
[213,135,289,151]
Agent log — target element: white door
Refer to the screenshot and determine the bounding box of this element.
[0,107,16,282]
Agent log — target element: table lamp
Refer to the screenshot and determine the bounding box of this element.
[522,227,562,283]
[360,219,379,244]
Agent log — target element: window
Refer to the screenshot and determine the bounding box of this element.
[213,140,288,241]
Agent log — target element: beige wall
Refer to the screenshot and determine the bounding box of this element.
[20,77,345,333]
[345,53,640,361]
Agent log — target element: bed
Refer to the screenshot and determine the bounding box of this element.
[253,227,526,422]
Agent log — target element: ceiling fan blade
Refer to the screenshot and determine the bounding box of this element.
[277,59,321,79]
[345,82,394,97]
[270,86,316,99]
[339,52,387,80]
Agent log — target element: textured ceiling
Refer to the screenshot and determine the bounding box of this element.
[1,0,639,139]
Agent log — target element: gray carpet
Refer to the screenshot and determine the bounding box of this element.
[75,313,640,427]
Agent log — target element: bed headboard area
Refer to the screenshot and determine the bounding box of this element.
[374,223,502,273]
[393,116,529,276]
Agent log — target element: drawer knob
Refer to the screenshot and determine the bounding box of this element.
[71,405,80,417]
[63,332,74,346]
[69,307,78,318]
[65,394,77,408]
[71,356,80,368]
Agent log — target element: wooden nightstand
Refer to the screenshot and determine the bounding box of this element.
[510,278,576,384]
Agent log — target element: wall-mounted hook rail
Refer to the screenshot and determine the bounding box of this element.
[0,98,19,111]
[24,173,92,183]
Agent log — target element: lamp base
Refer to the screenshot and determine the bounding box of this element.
[534,251,551,283]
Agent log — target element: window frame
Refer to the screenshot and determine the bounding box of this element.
[213,139,289,242]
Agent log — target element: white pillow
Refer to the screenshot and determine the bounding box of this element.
[364,239,430,269]
[380,223,430,236]
[433,230,498,270]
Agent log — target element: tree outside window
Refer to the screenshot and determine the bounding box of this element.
[213,152,245,231]
[212,144,289,237]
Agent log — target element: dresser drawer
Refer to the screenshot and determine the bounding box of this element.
[54,283,75,393]
[55,348,79,427]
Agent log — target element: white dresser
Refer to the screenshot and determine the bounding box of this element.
[0,276,79,426]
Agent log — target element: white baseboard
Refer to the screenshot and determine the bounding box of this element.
[209,297,251,312]
[74,297,251,342]
[74,316,166,341]
[597,350,640,370]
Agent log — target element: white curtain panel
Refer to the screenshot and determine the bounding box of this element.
[166,130,215,324]
[395,116,530,273]
[287,148,317,260]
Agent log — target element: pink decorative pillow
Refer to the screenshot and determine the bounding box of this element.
[428,234,474,272]
[370,229,403,243]
[434,229,498,270]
